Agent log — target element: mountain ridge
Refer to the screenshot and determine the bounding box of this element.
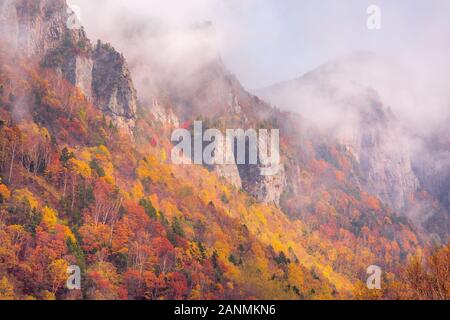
[256,52,448,241]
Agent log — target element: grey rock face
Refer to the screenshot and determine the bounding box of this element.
[92,42,137,128]
[150,98,180,127]
[2,0,92,99]
[67,55,93,99]
[357,98,419,210]
[44,50,93,99]
[238,163,286,205]
[151,40,286,204]
[411,127,450,241]
[258,55,421,211]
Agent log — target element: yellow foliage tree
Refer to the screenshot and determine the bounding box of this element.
[69,158,92,179]
[48,259,69,295]
[131,181,144,201]
[42,206,58,229]
[41,290,56,300]
[94,145,111,162]
[0,276,15,300]
[13,188,38,210]
[0,184,11,202]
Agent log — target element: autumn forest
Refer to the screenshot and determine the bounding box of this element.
[0,0,448,301]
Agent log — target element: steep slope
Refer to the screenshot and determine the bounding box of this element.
[256,52,449,240]
[143,23,287,205]
[0,0,137,131]
[411,125,450,241]
[91,41,137,129]
[0,48,425,299]
[135,33,428,239]
[0,49,361,299]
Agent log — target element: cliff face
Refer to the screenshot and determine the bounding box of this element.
[92,42,137,130]
[0,0,137,131]
[257,54,421,211]
[411,127,450,241]
[172,59,287,205]
[356,93,419,211]
[42,31,93,99]
[238,163,286,204]
[140,23,287,204]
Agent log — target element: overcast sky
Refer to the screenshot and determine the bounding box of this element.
[71,0,450,89]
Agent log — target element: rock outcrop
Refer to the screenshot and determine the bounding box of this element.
[171,62,286,204]
[257,53,421,211]
[411,126,450,241]
[150,98,180,127]
[356,93,419,210]
[140,22,287,205]
[1,0,138,131]
[42,33,93,98]
[92,41,137,130]
[238,163,286,204]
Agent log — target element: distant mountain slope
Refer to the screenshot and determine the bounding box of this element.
[256,52,449,241]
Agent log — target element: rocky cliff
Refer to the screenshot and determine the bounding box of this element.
[92,41,137,130]
[140,23,287,204]
[257,54,421,211]
[176,60,287,205]
[356,91,419,211]
[411,126,450,241]
[0,0,137,130]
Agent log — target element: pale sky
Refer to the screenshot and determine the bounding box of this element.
[71,0,450,89]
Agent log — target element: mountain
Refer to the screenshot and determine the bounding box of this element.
[0,0,137,131]
[411,125,450,240]
[0,0,448,300]
[256,52,449,241]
